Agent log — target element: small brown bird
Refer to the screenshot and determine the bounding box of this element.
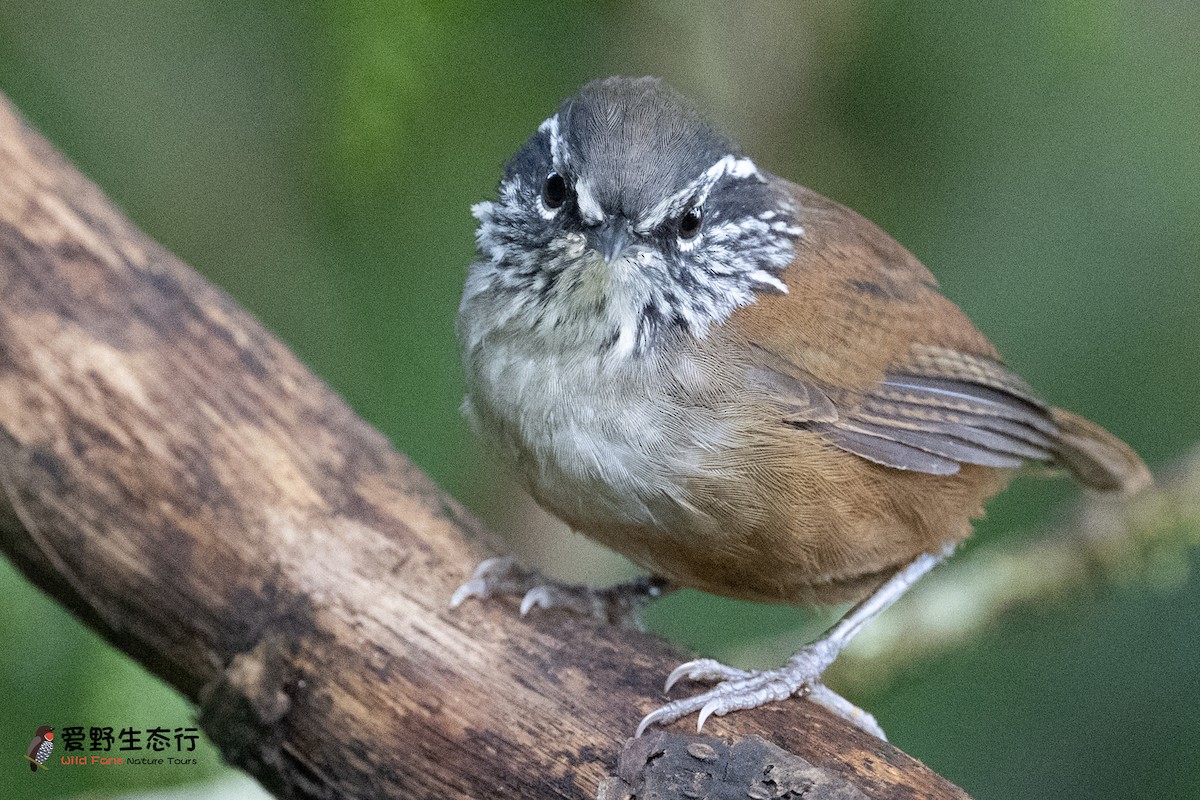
[26,726,53,771]
[453,77,1150,738]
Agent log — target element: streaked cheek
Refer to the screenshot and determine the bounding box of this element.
[561,231,587,258]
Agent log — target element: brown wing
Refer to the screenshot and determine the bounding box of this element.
[816,348,1057,474]
[731,181,1149,494]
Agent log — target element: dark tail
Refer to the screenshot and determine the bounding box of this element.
[1049,407,1152,495]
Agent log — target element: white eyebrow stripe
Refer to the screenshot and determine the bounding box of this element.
[574,179,604,224]
[705,154,759,183]
[636,154,762,232]
[539,113,570,172]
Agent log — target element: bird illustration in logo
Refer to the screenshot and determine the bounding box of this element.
[26,726,53,772]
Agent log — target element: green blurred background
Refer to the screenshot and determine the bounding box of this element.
[1,1,1197,797]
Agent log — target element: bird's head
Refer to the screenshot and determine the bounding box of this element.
[467,77,804,358]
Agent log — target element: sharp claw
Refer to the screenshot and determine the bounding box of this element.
[453,559,666,631]
[452,556,516,607]
[636,699,696,737]
[665,658,752,691]
[697,699,721,732]
[664,660,700,693]
[519,587,551,616]
[449,578,488,608]
[471,555,511,579]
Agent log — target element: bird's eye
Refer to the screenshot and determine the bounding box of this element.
[679,204,704,239]
[542,172,568,209]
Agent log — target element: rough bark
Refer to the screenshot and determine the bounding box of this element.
[0,91,967,799]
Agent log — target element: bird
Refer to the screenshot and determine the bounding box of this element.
[452,76,1151,739]
[26,726,53,771]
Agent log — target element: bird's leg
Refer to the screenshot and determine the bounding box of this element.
[637,542,956,740]
[450,556,674,631]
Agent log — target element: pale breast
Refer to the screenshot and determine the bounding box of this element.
[460,331,735,536]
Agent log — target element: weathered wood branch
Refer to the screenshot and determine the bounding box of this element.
[0,91,966,799]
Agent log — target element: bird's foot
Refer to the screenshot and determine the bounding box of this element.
[450,556,672,630]
[636,642,887,740]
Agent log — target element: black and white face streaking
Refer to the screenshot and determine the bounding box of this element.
[465,77,804,359]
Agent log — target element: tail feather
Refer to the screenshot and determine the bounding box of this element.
[1048,407,1151,495]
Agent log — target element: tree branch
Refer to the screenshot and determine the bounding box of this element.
[0,91,966,799]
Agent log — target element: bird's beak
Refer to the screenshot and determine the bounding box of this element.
[594,217,632,264]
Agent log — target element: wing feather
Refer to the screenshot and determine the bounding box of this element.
[858,396,1058,450]
[809,424,961,475]
[761,346,1064,475]
[830,419,1026,469]
[731,181,1147,491]
[826,362,1060,472]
